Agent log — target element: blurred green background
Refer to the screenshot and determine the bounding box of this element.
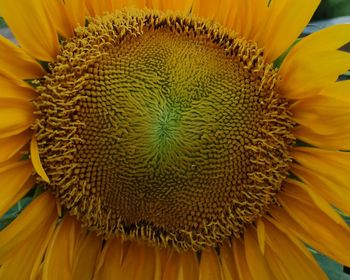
[312,0,350,20]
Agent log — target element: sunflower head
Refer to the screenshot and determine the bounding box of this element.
[0,0,350,279]
[32,9,296,250]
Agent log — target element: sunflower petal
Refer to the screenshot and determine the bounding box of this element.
[256,218,266,255]
[45,0,74,38]
[232,239,254,280]
[0,36,44,79]
[163,250,199,280]
[0,209,56,280]
[0,161,33,217]
[111,0,128,10]
[0,0,59,61]
[292,164,350,216]
[280,24,350,99]
[218,0,270,43]
[258,0,320,62]
[264,220,328,280]
[150,0,192,12]
[85,0,112,16]
[284,179,348,226]
[220,244,239,280]
[65,0,86,29]
[72,232,102,280]
[0,130,31,163]
[121,242,156,279]
[276,192,350,266]
[247,0,269,42]
[93,238,124,280]
[0,98,33,139]
[30,135,50,183]
[0,72,36,101]
[263,245,288,280]
[42,215,81,280]
[280,51,350,100]
[244,227,275,280]
[270,206,350,267]
[294,125,350,150]
[292,147,350,194]
[128,0,146,8]
[291,88,350,135]
[0,192,56,264]
[192,0,221,20]
[198,248,222,280]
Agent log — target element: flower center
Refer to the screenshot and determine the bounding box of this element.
[33,9,294,250]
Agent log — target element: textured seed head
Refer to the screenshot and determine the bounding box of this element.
[33,9,295,250]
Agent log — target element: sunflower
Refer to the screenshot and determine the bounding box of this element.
[0,0,350,279]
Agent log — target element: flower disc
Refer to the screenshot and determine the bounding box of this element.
[34,9,295,250]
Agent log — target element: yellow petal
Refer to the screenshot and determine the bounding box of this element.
[30,135,50,183]
[0,0,59,61]
[65,0,86,30]
[244,227,275,280]
[85,0,117,16]
[154,248,170,280]
[0,161,33,217]
[291,81,350,134]
[270,206,350,267]
[0,209,56,280]
[45,0,74,38]
[162,250,199,280]
[145,0,162,9]
[218,0,270,44]
[151,0,192,12]
[280,50,350,100]
[198,248,222,280]
[0,36,44,79]
[0,149,27,170]
[294,125,350,150]
[247,0,270,42]
[111,0,128,10]
[263,245,288,280]
[220,244,239,280]
[0,192,56,264]
[283,179,348,226]
[285,24,350,56]
[232,239,254,280]
[72,232,102,280]
[292,147,350,194]
[292,92,350,136]
[258,0,320,62]
[0,130,31,163]
[256,218,266,255]
[121,242,156,279]
[0,98,34,139]
[0,176,35,219]
[280,24,350,99]
[292,164,350,216]
[277,192,350,266]
[127,0,146,9]
[93,238,124,280]
[317,80,350,101]
[264,220,328,280]
[0,72,36,101]
[42,215,81,280]
[192,0,221,20]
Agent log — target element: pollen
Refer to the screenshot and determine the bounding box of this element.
[33,9,295,250]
